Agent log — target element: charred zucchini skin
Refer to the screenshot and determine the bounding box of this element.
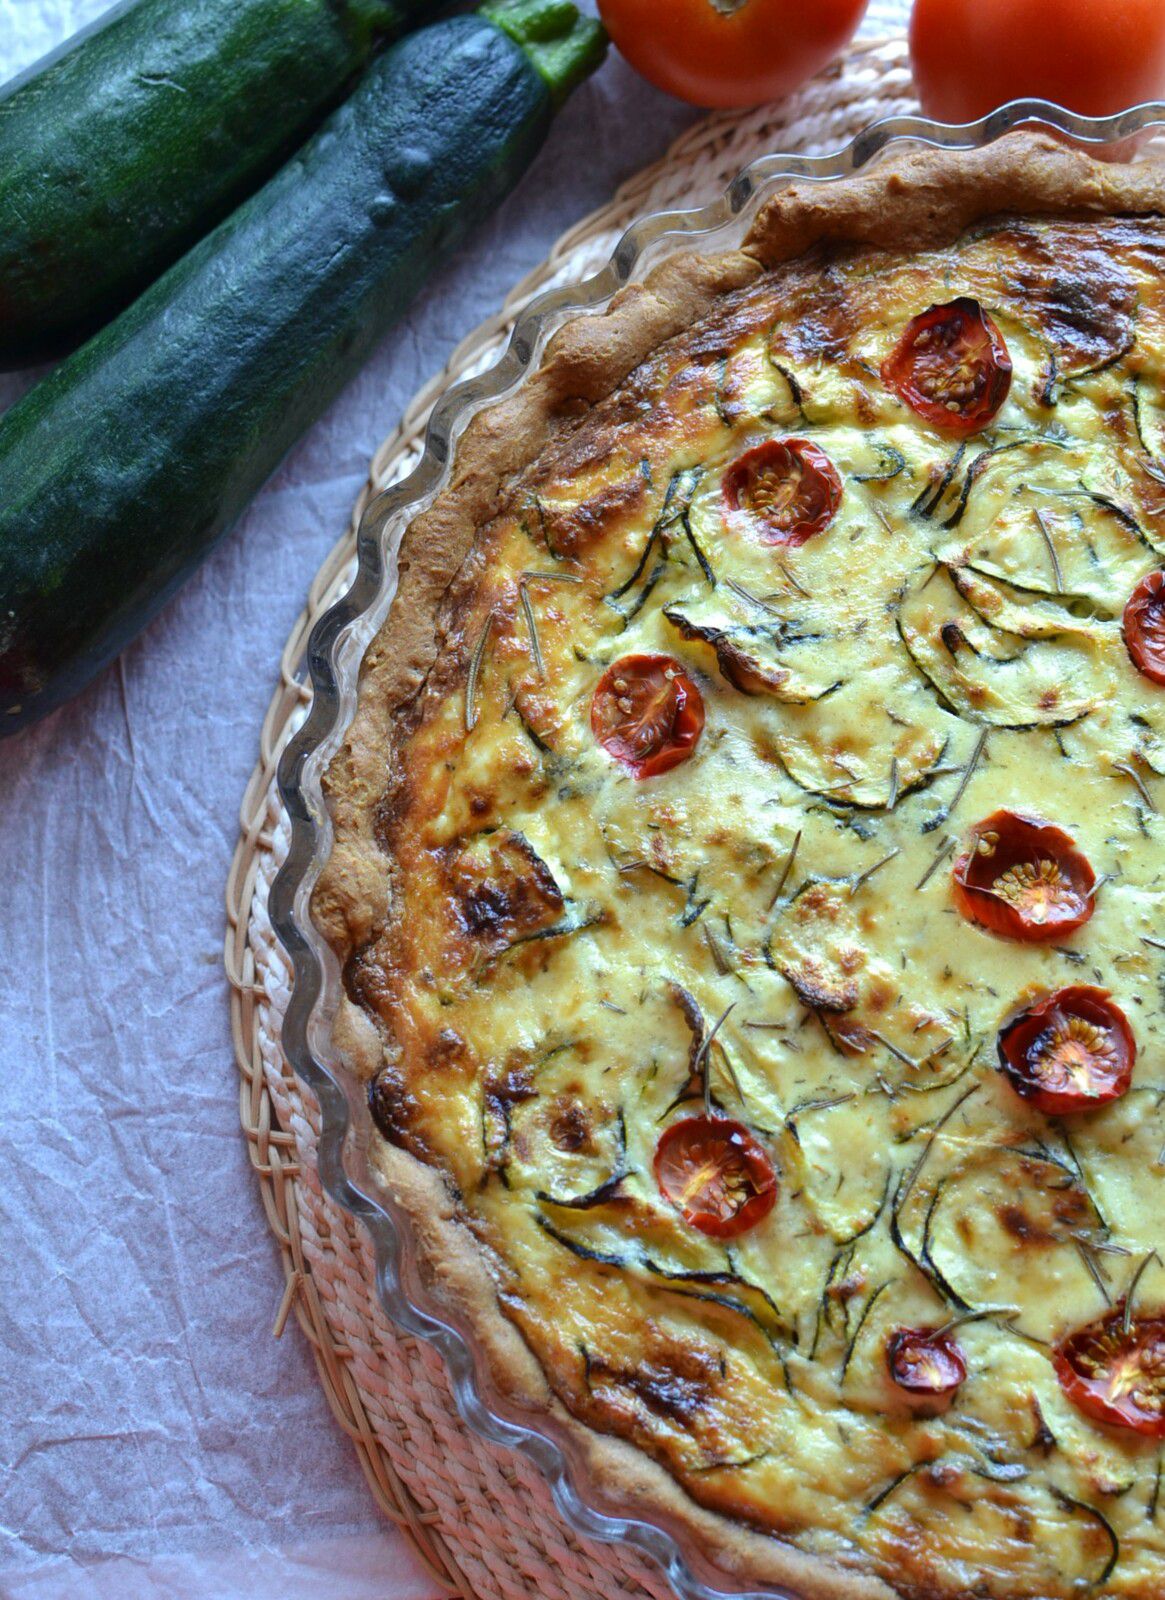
[0,0,439,367]
[0,7,604,736]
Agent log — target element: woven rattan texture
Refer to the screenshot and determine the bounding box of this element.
[225,35,917,1599]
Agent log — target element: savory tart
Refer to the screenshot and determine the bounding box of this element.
[315,136,1165,1600]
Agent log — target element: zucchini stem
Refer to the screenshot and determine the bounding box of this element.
[482,0,607,108]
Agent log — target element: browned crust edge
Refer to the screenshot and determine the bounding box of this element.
[310,135,1165,1600]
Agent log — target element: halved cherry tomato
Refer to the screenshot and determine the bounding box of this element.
[1123,570,1165,686]
[722,439,842,547]
[1055,1310,1165,1438]
[591,654,705,779]
[887,1326,967,1398]
[654,1115,777,1238]
[882,299,1012,434]
[997,987,1135,1116]
[952,810,1096,942]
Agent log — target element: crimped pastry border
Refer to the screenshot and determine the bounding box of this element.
[312,135,1165,1600]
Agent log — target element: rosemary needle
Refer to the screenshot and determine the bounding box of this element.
[915,835,955,890]
[850,848,900,895]
[465,612,494,733]
[946,728,988,820]
[767,830,802,911]
[1034,507,1065,592]
[698,1004,737,1115]
[1123,1250,1161,1333]
[1113,760,1157,813]
[517,571,581,681]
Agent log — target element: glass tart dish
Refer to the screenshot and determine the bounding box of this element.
[273,102,1165,1600]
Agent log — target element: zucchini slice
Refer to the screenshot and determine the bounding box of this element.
[949,564,1117,639]
[898,566,1101,728]
[663,590,838,703]
[787,1095,892,1243]
[770,677,961,809]
[920,1145,1109,1341]
[1066,1092,1165,1255]
[932,439,1157,601]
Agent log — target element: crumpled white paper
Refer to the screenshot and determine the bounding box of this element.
[0,0,903,1593]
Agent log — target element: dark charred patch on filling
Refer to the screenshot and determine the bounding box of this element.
[549,1101,594,1153]
[425,1026,469,1072]
[585,1330,720,1425]
[445,829,564,952]
[481,1063,538,1176]
[999,226,1138,375]
[484,1063,537,1116]
[996,1178,1094,1247]
[769,270,860,368]
[664,607,793,698]
[540,474,649,558]
[780,956,860,1015]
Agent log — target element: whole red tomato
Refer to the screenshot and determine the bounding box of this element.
[597,0,870,109]
[910,0,1165,123]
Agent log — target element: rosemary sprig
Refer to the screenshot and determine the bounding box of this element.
[702,921,731,976]
[697,1003,737,1116]
[840,1282,889,1384]
[946,727,988,820]
[934,1305,1021,1339]
[915,834,955,889]
[1034,507,1065,592]
[850,848,900,896]
[767,830,802,912]
[788,1092,857,1121]
[465,612,494,733]
[725,575,778,614]
[1075,1239,1112,1305]
[863,1028,918,1068]
[775,559,809,597]
[518,570,581,680]
[1113,759,1158,813]
[518,584,542,677]
[884,758,900,812]
[1123,1250,1161,1334]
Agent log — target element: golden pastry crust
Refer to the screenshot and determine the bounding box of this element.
[314,135,1165,1600]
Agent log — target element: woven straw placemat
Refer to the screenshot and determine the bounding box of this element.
[224,35,917,1599]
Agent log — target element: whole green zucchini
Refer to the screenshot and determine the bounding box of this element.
[0,0,604,737]
[0,0,441,367]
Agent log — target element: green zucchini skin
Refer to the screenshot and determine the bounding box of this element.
[0,7,604,737]
[0,0,436,367]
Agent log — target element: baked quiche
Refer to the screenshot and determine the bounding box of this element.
[315,137,1165,1600]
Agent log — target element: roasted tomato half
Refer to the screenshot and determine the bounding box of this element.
[997,987,1135,1116]
[882,298,1012,434]
[722,439,842,547]
[887,1326,967,1398]
[1124,570,1165,686]
[1055,1310,1165,1438]
[952,810,1097,942]
[591,654,704,778]
[654,1116,777,1238]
